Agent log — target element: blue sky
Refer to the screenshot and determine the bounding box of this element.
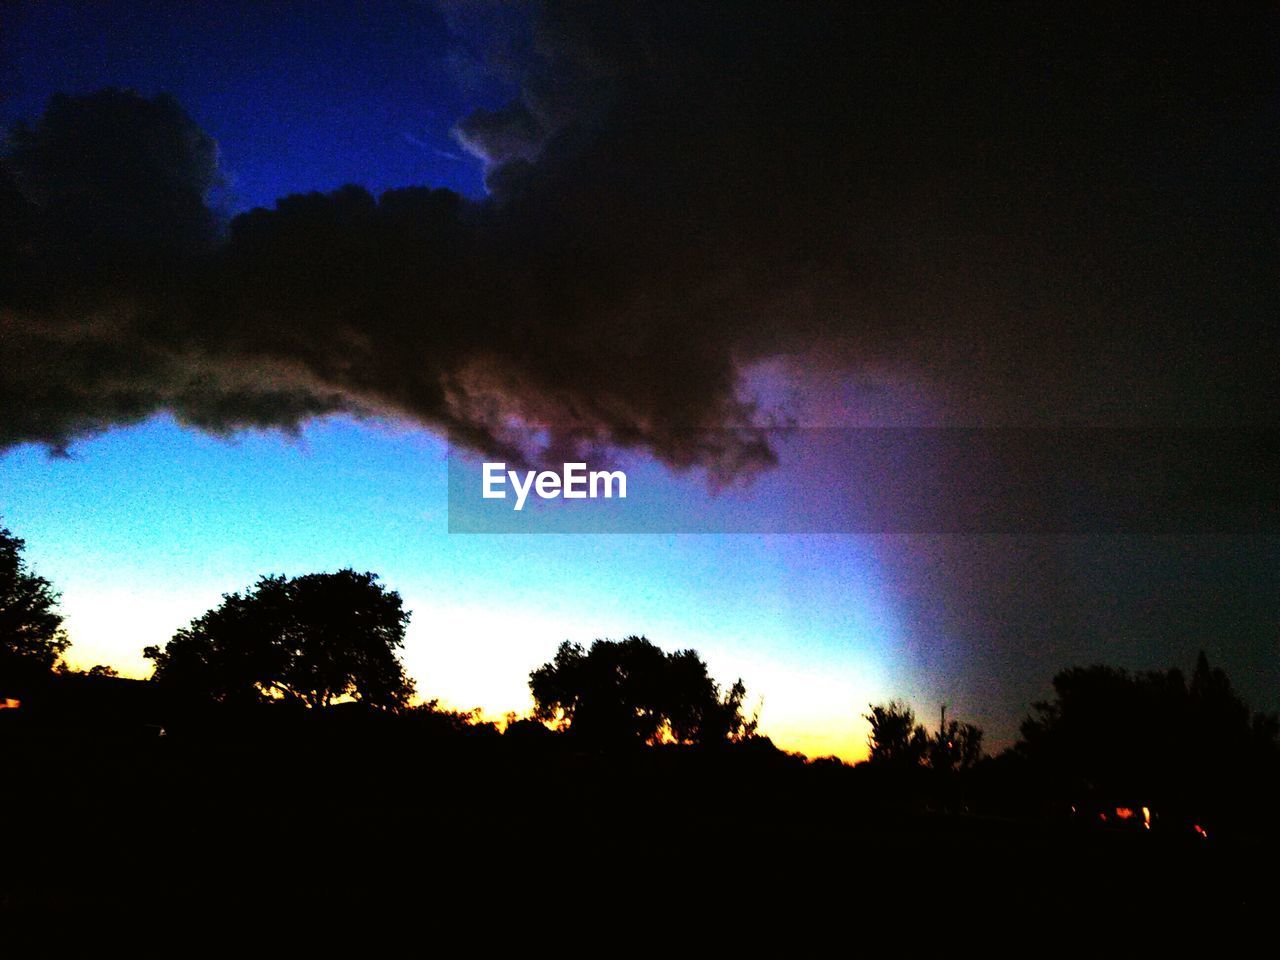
[0,416,914,757]
[4,1,1273,759]
[0,0,914,757]
[1,0,500,207]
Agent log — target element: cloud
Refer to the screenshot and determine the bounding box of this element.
[2,88,766,474]
[2,4,1274,474]
[455,3,1276,426]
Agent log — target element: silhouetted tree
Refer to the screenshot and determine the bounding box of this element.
[928,719,985,773]
[866,700,984,771]
[529,636,755,747]
[864,700,928,766]
[144,569,414,709]
[0,523,69,682]
[1017,653,1279,819]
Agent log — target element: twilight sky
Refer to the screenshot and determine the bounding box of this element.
[1,1,1275,758]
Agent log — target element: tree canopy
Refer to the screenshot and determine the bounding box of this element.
[143,569,414,709]
[0,523,69,681]
[529,636,755,747]
[1017,653,1279,805]
[864,700,983,771]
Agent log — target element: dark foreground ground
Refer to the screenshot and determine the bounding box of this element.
[4,710,1273,930]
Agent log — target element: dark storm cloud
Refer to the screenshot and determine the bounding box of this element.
[456,2,1276,425]
[0,85,769,475]
[0,90,351,451]
[2,4,1275,470]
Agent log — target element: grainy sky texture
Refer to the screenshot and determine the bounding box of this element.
[2,2,1275,757]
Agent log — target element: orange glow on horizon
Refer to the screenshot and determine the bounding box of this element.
[58,592,881,765]
[418,695,870,763]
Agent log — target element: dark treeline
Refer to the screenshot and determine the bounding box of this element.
[3,522,1278,916]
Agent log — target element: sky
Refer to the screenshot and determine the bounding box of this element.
[1,0,499,206]
[0,414,905,758]
[1,1,1275,758]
